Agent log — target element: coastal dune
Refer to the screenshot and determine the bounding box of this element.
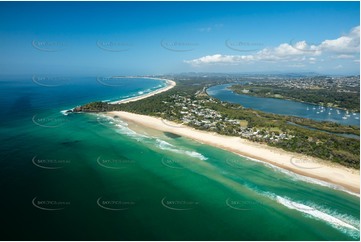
[107,111,360,194]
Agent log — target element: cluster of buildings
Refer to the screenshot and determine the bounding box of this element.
[251,75,360,91]
[162,94,293,143]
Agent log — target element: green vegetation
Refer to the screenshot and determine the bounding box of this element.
[230,84,360,112]
[75,76,360,169]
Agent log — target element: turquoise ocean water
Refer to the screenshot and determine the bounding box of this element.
[0,77,359,240]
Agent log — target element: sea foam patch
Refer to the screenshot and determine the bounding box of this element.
[155,139,208,161]
[275,195,360,238]
[99,114,208,161]
[249,187,360,239]
[237,154,359,197]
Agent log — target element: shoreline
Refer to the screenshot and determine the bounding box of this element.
[110,78,176,104]
[106,111,360,195]
[227,84,360,113]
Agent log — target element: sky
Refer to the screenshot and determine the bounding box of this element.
[0,1,359,76]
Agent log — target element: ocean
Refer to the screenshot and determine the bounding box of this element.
[0,76,359,240]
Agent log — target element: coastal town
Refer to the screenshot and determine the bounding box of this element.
[75,73,359,171]
[230,75,360,112]
[161,93,294,143]
[242,75,360,92]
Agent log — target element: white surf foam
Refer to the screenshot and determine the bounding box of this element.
[96,114,149,141]
[237,154,359,197]
[60,109,70,116]
[155,139,208,160]
[247,187,360,239]
[98,114,207,161]
[275,195,360,238]
[114,123,149,141]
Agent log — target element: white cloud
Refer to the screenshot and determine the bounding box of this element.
[319,26,360,53]
[185,54,254,65]
[186,25,360,66]
[184,43,316,65]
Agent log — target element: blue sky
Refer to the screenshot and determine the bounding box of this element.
[0,1,359,76]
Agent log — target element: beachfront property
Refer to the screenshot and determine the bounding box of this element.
[161,93,294,143]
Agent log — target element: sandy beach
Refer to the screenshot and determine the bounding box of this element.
[110,78,176,104]
[107,111,360,194]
